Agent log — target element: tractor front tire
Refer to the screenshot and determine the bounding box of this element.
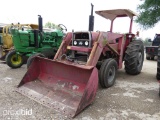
[27,53,45,69]
[99,58,118,88]
[124,40,144,75]
[6,50,23,68]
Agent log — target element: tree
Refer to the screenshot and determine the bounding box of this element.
[44,22,67,35]
[44,22,60,29]
[136,0,160,29]
[44,22,55,28]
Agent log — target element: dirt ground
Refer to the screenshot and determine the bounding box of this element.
[0,57,160,120]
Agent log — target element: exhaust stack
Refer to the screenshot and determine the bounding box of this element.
[38,15,43,32]
[88,3,94,31]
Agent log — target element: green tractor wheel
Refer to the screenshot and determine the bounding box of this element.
[6,50,23,68]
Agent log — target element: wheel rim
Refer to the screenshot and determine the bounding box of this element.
[137,52,142,67]
[107,66,115,84]
[11,54,22,65]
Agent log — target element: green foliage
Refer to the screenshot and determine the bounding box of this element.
[44,22,61,30]
[136,0,160,29]
[44,22,55,28]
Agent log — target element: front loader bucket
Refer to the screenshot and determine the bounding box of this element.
[16,57,98,117]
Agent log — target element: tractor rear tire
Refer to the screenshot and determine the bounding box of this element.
[156,47,160,80]
[6,50,23,68]
[124,40,144,75]
[99,58,118,88]
[27,53,45,69]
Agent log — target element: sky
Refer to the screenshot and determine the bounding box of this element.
[1,0,159,39]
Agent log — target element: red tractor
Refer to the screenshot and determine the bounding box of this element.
[16,5,144,118]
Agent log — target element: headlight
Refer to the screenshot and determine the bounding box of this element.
[73,41,77,45]
[85,41,89,46]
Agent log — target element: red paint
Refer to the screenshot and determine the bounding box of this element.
[17,57,98,118]
[110,19,115,32]
[129,18,133,33]
[68,46,92,52]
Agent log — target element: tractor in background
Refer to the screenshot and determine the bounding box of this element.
[16,5,144,118]
[156,46,160,96]
[6,15,67,68]
[146,34,160,60]
[0,25,13,61]
[146,34,160,96]
[0,24,38,61]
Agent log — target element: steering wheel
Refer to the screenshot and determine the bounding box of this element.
[58,24,67,32]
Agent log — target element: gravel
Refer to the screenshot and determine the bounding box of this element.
[0,57,160,120]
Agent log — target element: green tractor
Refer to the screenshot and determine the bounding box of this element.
[5,15,66,68]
